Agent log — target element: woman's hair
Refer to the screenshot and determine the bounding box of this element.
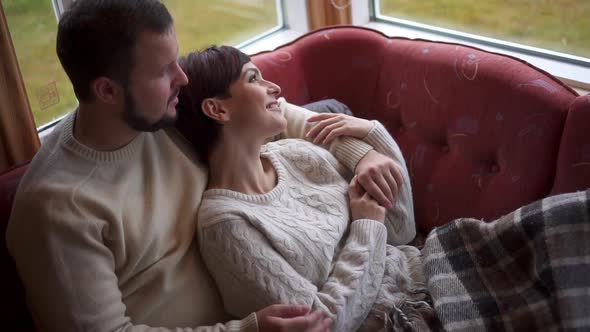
[175,46,251,165]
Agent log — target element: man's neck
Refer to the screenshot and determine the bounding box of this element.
[73,104,141,151]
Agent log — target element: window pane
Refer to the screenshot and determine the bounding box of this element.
[378,0,590,60]
[165,0,281,53]
[4,0,77,128]
[4,0,281,129]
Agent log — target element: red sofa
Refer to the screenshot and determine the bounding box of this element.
[1,25,589,329]
[252,26,590,233]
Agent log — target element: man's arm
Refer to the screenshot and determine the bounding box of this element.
[7,200,330,332]
[278,98,373,174]
[360,121,416,245]
[302,112,416,244]
[279,99,403,209]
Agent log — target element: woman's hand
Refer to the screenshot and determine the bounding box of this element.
[306,113,373,145]
[348,176,386,222]
[257,304,333,332]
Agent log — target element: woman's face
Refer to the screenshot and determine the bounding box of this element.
[223,62,286,138]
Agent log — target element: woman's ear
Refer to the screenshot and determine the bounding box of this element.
[202,98,230,123]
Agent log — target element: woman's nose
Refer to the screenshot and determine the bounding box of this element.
[267,81,281,96]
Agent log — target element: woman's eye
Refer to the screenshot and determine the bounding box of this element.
[249,74,258,82]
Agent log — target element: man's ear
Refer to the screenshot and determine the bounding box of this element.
[202,98,230,123]
[91,77,121,104]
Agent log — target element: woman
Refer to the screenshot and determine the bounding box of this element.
[175,46,437,331]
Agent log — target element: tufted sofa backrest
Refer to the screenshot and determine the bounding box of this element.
[253,26,590,232]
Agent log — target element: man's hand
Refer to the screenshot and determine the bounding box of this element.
[355,150,403,209]
[348,176,386,222]
[257,304,333,332]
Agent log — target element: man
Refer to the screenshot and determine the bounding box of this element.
[6,1,404,331]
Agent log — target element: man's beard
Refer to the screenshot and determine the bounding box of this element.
[122,88,178,132]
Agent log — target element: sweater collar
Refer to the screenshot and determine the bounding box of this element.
[60,110,146,164]
[202,151,286,204]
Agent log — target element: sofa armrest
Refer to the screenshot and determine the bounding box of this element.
[0,163,36,331]
[552,94,590,194]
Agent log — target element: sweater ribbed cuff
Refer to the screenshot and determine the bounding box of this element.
[349,219,387,244]
[362,121,395,156]
[330,136,374,172]
[225,312,259,332]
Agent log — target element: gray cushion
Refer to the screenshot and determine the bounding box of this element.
[302,99,353,116]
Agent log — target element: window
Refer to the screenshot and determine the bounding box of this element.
[375,0,590,65]
[3,0,283,130]
[166,0,283,53]
[4,0,74,130]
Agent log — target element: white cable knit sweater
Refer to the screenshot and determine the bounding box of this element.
[6,99,376,332]
[199,122,428,332]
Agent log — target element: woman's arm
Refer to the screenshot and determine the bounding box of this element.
[199,217,387,332]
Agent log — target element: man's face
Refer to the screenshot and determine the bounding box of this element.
[123,27,188,132]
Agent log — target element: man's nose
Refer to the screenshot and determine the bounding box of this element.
[174,62,189,86]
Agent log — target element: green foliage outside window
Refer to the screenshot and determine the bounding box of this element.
[379,0,590,59]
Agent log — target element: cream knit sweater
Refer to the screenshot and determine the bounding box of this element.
[6,100,373,332]
[199,122,424,332]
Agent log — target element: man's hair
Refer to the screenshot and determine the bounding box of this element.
[56,0,173,102]
[175,46,251,165]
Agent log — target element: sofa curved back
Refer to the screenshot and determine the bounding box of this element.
[252,26,590,232]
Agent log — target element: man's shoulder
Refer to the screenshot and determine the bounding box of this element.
[17,141,91,196]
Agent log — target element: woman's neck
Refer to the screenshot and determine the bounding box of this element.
[207,135,276,195]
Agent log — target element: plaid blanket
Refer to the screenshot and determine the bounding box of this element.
[422,190,590,331]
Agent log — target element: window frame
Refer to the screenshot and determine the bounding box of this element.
[371,0,590,67]
[38,0,589,137]
[353,0,589,91]
[51,0,72,18]
[39,0,293,135]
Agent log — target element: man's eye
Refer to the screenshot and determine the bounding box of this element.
[249,74,258,82]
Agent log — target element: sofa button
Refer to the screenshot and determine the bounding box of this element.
[441,145,450,153]
[491,164,500,173]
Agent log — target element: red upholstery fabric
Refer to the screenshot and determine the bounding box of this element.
[552,95,590,194]
[252,25,588,232]
[0,163,34,330]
